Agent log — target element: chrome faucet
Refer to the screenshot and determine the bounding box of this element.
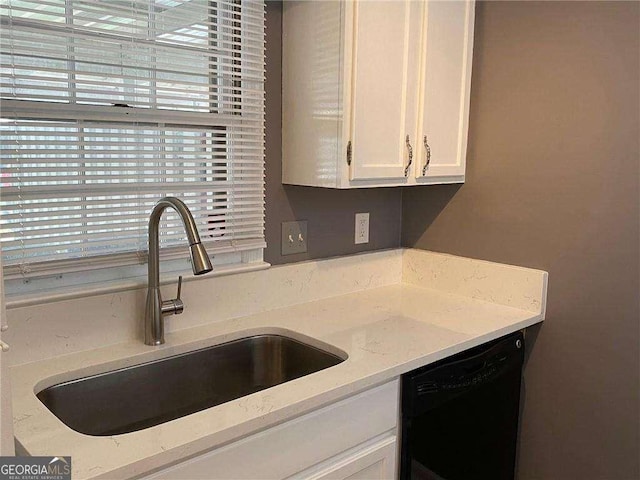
[145,197,213,346]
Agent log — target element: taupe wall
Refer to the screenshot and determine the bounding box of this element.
[402,2,640,479]
[264,1,402,265]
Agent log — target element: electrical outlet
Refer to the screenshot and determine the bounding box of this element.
[355,212,369,244]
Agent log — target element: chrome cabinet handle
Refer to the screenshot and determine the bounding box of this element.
[422,135,431,176]
[404,135,413,177]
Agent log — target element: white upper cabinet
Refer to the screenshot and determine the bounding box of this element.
[416,0,474,182]
[348,0,421,182]
[283,0,475,189]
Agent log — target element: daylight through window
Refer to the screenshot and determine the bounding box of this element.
[0,0,266,287]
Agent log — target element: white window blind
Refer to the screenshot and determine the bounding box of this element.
[0,0,266,283]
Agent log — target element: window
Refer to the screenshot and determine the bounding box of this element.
[0,0,265,293]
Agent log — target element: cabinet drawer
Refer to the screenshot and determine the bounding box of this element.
[288,434,397,480]
[141,380,399,480]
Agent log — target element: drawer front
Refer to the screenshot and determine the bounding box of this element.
[142,380,399,480]
[289,433,397,480]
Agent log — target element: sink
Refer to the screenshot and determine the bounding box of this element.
[36,334,346,436]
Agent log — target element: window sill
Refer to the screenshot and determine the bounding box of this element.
[5,261,270,310]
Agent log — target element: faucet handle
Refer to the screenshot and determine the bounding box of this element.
[161,276,184,316]
[173,276,184,315]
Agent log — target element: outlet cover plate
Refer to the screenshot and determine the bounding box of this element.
[355,212,370,244]
[281,221,308,255]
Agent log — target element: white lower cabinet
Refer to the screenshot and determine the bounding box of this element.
[289,434,397,480]
[140,380,399,480]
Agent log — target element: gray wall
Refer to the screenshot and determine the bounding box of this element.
[264,1,402,265]
[402,2,640,479]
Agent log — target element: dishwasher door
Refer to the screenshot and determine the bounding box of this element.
[400,331,525,480]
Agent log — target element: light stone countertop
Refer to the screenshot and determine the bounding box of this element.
[9,250,548,479]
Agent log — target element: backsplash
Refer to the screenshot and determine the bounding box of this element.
[4,250,402,366]
[4,248,551,368]
[403,250,548,314]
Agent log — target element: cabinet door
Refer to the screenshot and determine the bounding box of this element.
[140,381,398,480]
[283,1,344,188]
[416,0,474,181]
[291,435,397,480]
[347,1,421,182]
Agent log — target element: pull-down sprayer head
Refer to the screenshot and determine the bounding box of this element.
[189,242,213,275]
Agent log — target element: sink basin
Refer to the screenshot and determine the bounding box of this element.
[36,334,346,436]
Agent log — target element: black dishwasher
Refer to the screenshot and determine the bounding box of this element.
[400,331,525,480]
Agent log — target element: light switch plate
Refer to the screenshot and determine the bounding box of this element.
[281,221,308,255]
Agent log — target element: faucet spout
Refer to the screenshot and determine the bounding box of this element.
[189,242,213,275]
[145,197,213,346]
